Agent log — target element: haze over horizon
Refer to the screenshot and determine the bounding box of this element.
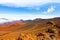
[0,0,60,20]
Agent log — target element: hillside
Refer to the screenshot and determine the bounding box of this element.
[0,22,26,31]
[0,17,60,40]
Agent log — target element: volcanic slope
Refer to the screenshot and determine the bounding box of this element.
[0,17,60,40]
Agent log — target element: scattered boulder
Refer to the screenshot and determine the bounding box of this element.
[46,28,54,34]
[37,33,44,36]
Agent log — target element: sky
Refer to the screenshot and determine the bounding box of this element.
[0,0,60,20]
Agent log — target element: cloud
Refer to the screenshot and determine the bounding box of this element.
[44,6,55,14]
[0,0,60,7]
[47,6,55,13]
[0,13,58,20]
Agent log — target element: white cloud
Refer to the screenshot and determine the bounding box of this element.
[47,6,55,13]
[0,13,44,20]
[0,0,60,7]
[44,6,55,14]
[0,13,58,20]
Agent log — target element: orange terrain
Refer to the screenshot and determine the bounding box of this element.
[0,22,26,31]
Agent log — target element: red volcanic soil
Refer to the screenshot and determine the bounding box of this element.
[0,22,26,31]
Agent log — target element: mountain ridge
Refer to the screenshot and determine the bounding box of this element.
[0,17,60,40]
